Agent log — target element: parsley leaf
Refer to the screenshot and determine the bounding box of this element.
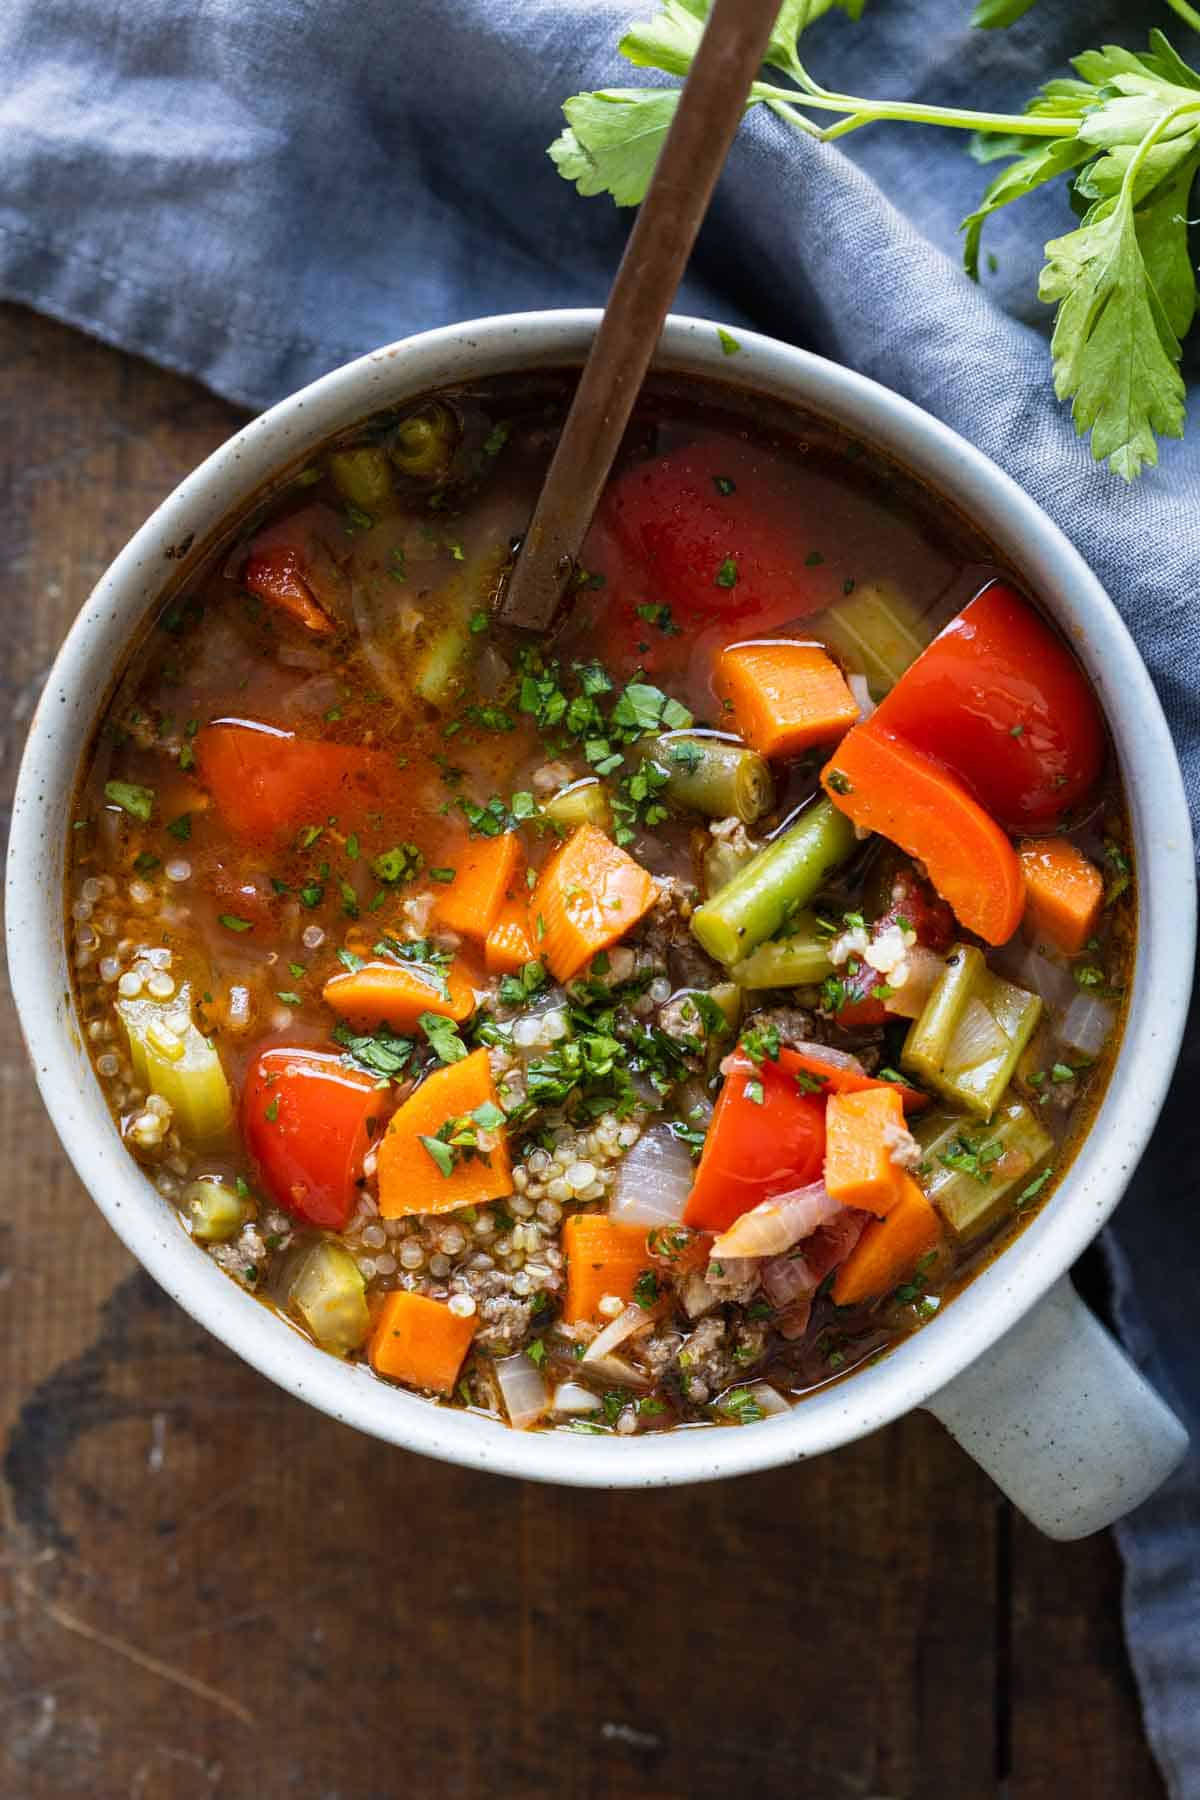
[420,1012,467,1064]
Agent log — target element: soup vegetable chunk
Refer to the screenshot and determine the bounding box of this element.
[69,375,1132,1434]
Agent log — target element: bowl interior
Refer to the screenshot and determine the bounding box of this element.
[7,310,1194,1487]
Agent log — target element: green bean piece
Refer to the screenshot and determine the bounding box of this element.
[328,446,393,513]
[391,402,458,480]
[651,732,774,824]
[811,578,933,695]
[903,946,1043,1119]
[902,945,985,1084]
[914,1095,1054,1239]
[287,1241,370,1354]
[183,1178,248,1244]
[690,798,858,966]
[731,914,834,988]
[543,777,612,833]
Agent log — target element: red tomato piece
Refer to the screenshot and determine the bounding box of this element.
[777,1046,927,1112]
[581,439,834,675]
[195,719,407,849]
[242,1046,385,1230]
[684,1059,826,1234]
[871,581,1105,831]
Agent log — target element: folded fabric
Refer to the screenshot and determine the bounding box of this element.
[1,2,1197,1790]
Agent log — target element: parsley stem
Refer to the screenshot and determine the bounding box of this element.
[1165,0,1200,35]
[753,81,1080,140]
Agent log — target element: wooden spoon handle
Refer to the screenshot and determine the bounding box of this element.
[500,0,782,632]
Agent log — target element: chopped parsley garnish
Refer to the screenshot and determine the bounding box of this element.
[714,557,738,589]
[826,770,853,795]
[1016,1167,1054,1208]
[716,1387,763,1425]
[166,812,192,841]
[133,852,160,875]
[716,328,740,356]
[219,913,254,932]
[104,780,155,821]
[333,1022,414,1081]
[635,602,681,635]
[372,842,423,885]
[939,1134,1003,1184]
[298,882,324,909]
[497,960,547,1007]
[713,474,736,495]
[745,1078,765,1105]
[420,1011,467,1064]
[633,1269,660,1309]
[740,1022,781,1065]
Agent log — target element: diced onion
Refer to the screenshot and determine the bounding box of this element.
[552,1381,604,1416]
[796,1042,866,1076]
[744,1380,792,1417]
[495,1353,549,1430]
[945,995,1008,1071]
[992,939,1077,1012]
[712,1182,840,1260]
[1059,992,1116,1060]
[582,1302,649,1365]
[680,1269,720,1320]
[609,1125,696,1228]
[883,945,945,1020]
[761,1253,816,1310]
[578,1351,650,1391]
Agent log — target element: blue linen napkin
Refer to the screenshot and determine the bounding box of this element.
[1,1,1197,1786]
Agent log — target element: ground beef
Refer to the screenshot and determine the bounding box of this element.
[675,1316,735,1403]
[474,1293,535,1356]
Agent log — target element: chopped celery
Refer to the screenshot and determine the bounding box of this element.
[902,946,986,1084]
[117,982,233,1147]
[414,544,506,708]
[731,913,834,988]
[650,733,774,824]
[183,1178,248,1243]
[328,446,393,512]
[915,1095,1054,1239]
[287,1241,370,1354]
[811,578,934,695]
[543,777,612,833]
[902,945,1042,1119]
[691,798,857,966]
[705,981,743,1071]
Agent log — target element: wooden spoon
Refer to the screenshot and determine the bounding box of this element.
[499,0,782,633]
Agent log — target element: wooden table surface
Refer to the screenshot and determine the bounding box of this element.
[0,303,1165,1800]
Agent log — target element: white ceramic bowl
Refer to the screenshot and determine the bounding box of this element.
[7,312,1192,1537]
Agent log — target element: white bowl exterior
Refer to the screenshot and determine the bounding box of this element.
[7,311,1194,1487]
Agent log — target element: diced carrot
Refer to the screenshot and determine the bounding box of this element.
[562,1214,653,1323]
[244,545,335,635]
[322,958,476,1031]
[823,1087,907,1217]
[376,1048,511,1218]
[780,1047,928,1113]
[821,720,1024,946]
[831,1173,941,1305]
[1018,837,1104,955]
[368,1290,476,1395]
[716,639,860,758]
[433,833,521,943]
[531,824,657,984]
[485,896,537,975]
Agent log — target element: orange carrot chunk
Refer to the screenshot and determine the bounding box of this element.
[831,1174,941,1306]
[322,958,476,1031]
[376,1048,511,1219]
[716,639,860,758]
[823,1087,908,1218]
[485,896,537,976]
[1018,837,1104,955]
[369,1290,476,1395]
[562,1214,653,1323]
[531,824,657,984]
[433,833,522,943]
[821,719,1024,946]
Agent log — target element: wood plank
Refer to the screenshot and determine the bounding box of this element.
[0,300,1161,1800]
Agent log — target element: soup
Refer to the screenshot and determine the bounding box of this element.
[67,374,1131,1434]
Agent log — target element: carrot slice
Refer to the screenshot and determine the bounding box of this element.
[322,958,476,1031]
[368,1290,476,1394]
[823,1087,907,1218]
[376,1048,511,1218]
[531,824,658,983]
[821,720,1023,945]
[831,1173,941,1305]
[1018,837,1104,955]
[562,1214,653,1323]
[716,639,860,758]
[433,833,521,943]
[194,720,408,848]
[485,896,537,975]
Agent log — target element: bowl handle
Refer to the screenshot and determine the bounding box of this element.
[923,1275,1188,1540]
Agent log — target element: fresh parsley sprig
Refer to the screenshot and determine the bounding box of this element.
[549,1,1200,480]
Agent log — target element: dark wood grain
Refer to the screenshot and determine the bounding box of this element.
[0,302,1163,1800]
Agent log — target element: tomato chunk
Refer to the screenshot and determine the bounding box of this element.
[242,1046,385,1229]
[871,581,1104,831]
[195,719,408,849]
[684,1058,826,1234]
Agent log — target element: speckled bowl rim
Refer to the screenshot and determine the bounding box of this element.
[7,311,1194,1487]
